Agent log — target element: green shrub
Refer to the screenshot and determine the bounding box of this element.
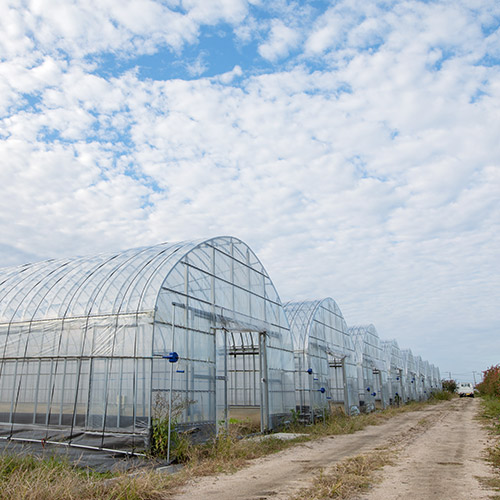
[476,365,500,397]
[429,390,453,401]
[441,379,457,393]
[150,393,194,461]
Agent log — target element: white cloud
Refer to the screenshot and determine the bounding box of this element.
[217,65,243,84]
[258,19,301,61]
[185,52,209,77]
[304,10,347,54]
[0,0,251,63]
[0,0,499,377]
[182,0,249,24]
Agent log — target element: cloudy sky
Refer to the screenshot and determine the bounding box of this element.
[1,0,499,381]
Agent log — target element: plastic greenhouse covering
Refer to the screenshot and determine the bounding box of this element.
[284,298,359,418]
[381,340,404,404]
[428,363,435,391]
[433,365,442,390]
[414,356,425,400]
[423,360,432,396]
[348,325,389,412]
[401,349,417,402]
[0,237,296,453]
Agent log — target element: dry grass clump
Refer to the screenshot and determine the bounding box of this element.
[480,396,500,435]
[489,445,500,467]
[0,453,178,500]
[301,400,425,439]
[428,390,454,401]
[479,395,500,498]
[183,430,309,476]
[293,450,394,500]
[480,396,500,468]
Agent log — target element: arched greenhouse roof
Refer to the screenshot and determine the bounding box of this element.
[348,324,384,368]
[284,297,350,354]
[415,355,425,376]
[401,349,416,373]
[433,365,441,382]
[0,239,199,322]
[0,236,278,326]
[423,360,431,378]
[381,339,404,371]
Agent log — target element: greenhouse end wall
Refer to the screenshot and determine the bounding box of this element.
[151,238,296,437]
[381,340,405,405]
[284,298,359,418]
[349,325,389,412]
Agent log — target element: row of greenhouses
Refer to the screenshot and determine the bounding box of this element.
[0,237,441,455]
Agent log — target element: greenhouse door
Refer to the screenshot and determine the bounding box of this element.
[373,369,385,409]
[220,329,269,433]
[398,369,404,402]
[328,355,349,415]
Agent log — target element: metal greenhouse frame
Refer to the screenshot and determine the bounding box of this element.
[349,325,389,412]
[401,349,417,402]
[423,360,432,397]
[381,340,405,405]
[284,298,359,419]
[428,363,435,392]
[414,356,425,400]
[0,237,296,454]
[433,365,442,391]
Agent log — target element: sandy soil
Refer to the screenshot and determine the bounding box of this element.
[361,398,496,500]
[170,398,497,500]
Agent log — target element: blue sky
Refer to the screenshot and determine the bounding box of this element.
[1,0,500,382]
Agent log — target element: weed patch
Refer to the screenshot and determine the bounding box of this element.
[182,430,309,476]
[480,395,500,435]
[293,450,394,499]
[428,390,454,401]
[0,452,178,500]
[479,394,500,497]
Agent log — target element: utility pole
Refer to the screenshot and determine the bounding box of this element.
[472,371,477,385]
[448,371,452,380]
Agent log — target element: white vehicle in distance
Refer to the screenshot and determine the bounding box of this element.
[456,382,475,398]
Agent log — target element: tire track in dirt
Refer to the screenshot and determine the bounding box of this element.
[361,398,496,500]
[170,400,468,500]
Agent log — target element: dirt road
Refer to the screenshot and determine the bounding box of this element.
[361,398,496,500]
[171,399,497,500]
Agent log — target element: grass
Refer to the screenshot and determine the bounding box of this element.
[0,452,178,500]
[428,389,454,401]
[478,395,500,497]
[0,397,448,499]
[293,450,394,500]
[479,395,500,470]
[480,395,500,435]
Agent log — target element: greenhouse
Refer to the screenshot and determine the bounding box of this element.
[284,298,359,419]
[428,363,435,392]
[402,349,417,401]
[433,365,442,390]
[348,325,389,412]
[414,356,425,400]
[0,237,296,453]
[381,340,405,405]
[423,360,432,396]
